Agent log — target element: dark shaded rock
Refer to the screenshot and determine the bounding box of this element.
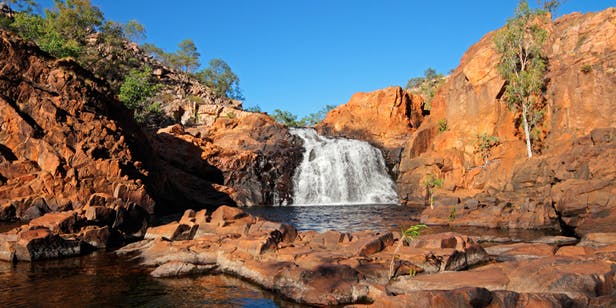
[13,228,81,261]
[78,226,110,248]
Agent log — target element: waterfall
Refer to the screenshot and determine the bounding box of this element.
[290,128,398,205]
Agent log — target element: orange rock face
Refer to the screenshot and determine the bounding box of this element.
[152,109,303,206]
[399,8,616,201]
[0,30,155,220]
[316,86,425,170]
[313,10,616,235]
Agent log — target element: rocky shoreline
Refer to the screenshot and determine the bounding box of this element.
[112,206,614,306]
[1,204,615,306]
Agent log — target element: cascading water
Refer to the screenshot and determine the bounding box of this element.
[290,128,398,205]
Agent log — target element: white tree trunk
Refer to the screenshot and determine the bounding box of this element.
[522,104,533,158]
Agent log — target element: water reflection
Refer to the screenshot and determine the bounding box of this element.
[0,251,301,307]
[246,204,561,240]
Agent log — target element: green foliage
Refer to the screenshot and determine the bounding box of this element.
[271,109,302,127]
[142,39,201,74]
[474,132,500,166]
[423,174,444,190]
[174,38,200,73]
[244,105,262,113]
[300,104,336,127]
[539,0,562,13]
[448,206,457,222]
[119,66,165,126]
[5,0,38,13]
[401,224,428,243]
[269,105,336,127]
[141,43,174,65]
[3,0,240,128]
[197,58,243,100]
[0,16,11,30]
[494,0,548,158]
[389,223,428,279]
[187,95,204,104]
[580,64,593,74]
[224,111,236,119]
[405,67,446,111]
[47,0,104,45]
[9,11,82,58]
[123,19,145,43]
[119,66,157,109]
[135,101,165,125]
[424,174,443,209]
[438,119,448,133]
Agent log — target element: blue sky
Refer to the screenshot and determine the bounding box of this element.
[38,1,615,117]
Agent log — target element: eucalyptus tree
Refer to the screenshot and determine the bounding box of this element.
[494,0,549,158]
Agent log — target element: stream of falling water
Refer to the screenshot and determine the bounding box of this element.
[290,128,398,205]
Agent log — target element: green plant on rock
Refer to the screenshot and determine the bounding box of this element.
[244,105,262,113]
[118,66,166,127]
[448,206,457,222]
[405,67,446,111]
[438,119,448,133]
[300,104,336,127]
[424,174,444,209]
[474,132,500,168]
[224,111,236,119]
[388,224,428,280]
[270,109,302,127]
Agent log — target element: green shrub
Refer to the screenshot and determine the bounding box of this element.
[475,133,500,167]
[224,111,236,119]
[119,66,159,109]
[424,174,444,209]
[405,67,446,111]
[580,64,593,73]
[244,105,262,113]
[389,224,428,279]
[119,66,166,126]
[438,119,448,133]
[448,207,457,222]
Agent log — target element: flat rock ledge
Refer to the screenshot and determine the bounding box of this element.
[117,206,616,306]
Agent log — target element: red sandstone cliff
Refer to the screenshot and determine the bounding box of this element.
[316,86,425,171]
[320,9,616,236]
[0,29,241,241]
[152,109,303,206]
[0,31,157,220]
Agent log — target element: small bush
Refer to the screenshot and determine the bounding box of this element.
[389,224,428,279]
[405,68,446,111]
[244,105,262,113]
[438,119,448,133]
[224,111,236,119]
[119,66,167,126]
[448,207,457,222]
[580,64,593,74]
[475,133,500,167]
[424,174,444,209]
[187,95,205,104]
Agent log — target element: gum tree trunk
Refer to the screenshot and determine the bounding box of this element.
[522,103,533,158]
